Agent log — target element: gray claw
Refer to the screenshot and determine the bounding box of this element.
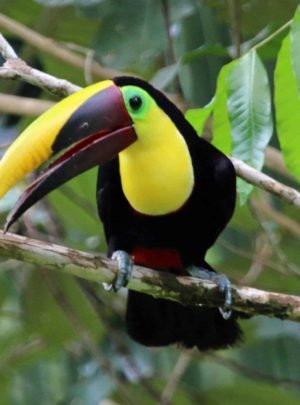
[102,282,113,291]
[219,306,232,320]
[111,250,133,292]
[186,265,232,320]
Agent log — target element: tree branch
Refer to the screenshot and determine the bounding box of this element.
[0,32,80,98]
[0,93,53,116]
[231,157,300,208]
[0,231,300,322]
[0,12,125,80]
[0,60,81,98]
[227,0,242,58]
[0,32,18,59]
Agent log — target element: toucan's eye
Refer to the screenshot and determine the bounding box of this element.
[129,96,142,111]
[122,85,150,118]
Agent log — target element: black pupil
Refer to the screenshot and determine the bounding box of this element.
[129,96,142,111]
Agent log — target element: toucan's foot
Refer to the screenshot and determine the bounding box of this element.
[108,250,133,292]
[186,266,232,320]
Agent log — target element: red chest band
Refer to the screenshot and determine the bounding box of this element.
[132,247,183,272]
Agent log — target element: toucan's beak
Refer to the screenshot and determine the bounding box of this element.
[0,80,137,231]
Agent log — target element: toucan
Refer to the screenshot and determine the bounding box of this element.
[0,77,242,350]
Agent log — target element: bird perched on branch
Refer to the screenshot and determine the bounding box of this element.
[0,77,242,350]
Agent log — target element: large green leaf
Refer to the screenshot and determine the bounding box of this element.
[185,97,215,136]
[290,5,300,94]
[212,63,235,155]
[227,50,273,203]
[275,35,300,180]
[227,50,273,169]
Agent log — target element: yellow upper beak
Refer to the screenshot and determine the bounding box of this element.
[0,80,114,198]
[0,79,139,231]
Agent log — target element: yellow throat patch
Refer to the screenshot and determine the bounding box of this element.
[119,86,194,215]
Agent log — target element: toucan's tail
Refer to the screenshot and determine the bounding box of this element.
[125,290,242,350]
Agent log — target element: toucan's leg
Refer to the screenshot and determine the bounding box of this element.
[110,250,133,292]
[186,266,232,320]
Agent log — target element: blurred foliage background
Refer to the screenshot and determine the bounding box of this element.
[0,0,300,404]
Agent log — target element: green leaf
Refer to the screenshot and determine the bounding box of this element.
[185,98,215,136]
[236,179,254,206]
[182,43,229,64]
[291,5,300,94]
[275,35,300,180]
[228,50,273,169]
[212,63,235,155]
[150,64,180,90]
[90,0,165,70]
[175,3,227,106]
[227,50,273,202]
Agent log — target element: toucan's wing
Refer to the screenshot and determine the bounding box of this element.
[96,158,135,255]
[191,136,236,246]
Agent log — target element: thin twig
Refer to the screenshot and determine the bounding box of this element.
[0,12,125,79]
[0,142,11,149]
[161,0,182,95]
[0,33,18,59]
[0,31,79,98]
[0,338,46,372]
[219,238,287,275]
[0,93,53,116]
[251,20,292,52]
[84,49,95,85]
[160,351,192,405]
[231,157,300,208]
[249,199,300,276]
[227,0,242,58]
[240,233,273,285]
[251,197,300,238]
[0,59,81,98]
[1,231,300,322]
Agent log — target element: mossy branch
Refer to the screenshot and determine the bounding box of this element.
[1,231,300,322]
